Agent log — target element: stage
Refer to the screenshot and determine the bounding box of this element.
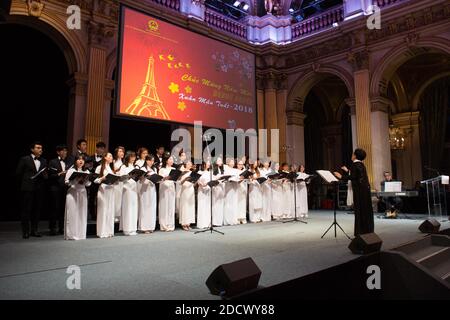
[0,210,445,300]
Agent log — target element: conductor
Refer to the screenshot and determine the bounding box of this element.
[333,148,374,236]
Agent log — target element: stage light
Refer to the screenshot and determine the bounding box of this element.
[233,1,241,7]
[289,8,294,13]
[243,3,249,10]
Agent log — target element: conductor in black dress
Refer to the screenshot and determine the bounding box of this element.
[334,148,374,236]
[16,142,48,238]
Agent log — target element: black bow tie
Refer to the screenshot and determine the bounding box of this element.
[33,157,40,161]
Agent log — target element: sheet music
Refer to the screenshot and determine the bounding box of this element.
[316,170,339,183]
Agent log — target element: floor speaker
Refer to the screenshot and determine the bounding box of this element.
[418,219,440,234]
[206,257,261,297]
[348,233,383,254]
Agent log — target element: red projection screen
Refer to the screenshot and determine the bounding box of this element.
[116,6,256,130]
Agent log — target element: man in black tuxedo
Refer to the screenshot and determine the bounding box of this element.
[16,142,48,238]
[334,148,374,236]
[154,145,165,170]
[48,145,72,235]
[87,141,106,220]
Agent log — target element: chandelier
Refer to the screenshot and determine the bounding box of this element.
[389,125,407,150]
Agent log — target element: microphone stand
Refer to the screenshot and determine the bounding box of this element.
[282,173,307,224]
[195,135,224,235]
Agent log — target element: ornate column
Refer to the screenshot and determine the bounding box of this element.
[264,73,278,154]
[391,111,422,188]
[85,21,113,154]
[276,74,288,163]
[286,110,306,165]
[103,79,115,148]
[348,50,375,187]
[346,98,358,150]
[371,96,392,190]
[67,72,88,153]
[256,75,265,130]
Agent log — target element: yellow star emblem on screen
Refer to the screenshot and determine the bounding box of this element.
[177,101,187,111]
[168,82,179,94]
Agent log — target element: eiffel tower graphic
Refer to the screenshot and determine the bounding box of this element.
[125,56,170,119]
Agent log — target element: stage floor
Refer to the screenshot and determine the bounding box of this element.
[0,211,446,300]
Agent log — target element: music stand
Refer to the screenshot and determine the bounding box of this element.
[317,170,351,239]
[195,134,224,236]
[283,172,307,224]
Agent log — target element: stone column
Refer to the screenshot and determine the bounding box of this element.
[256,76,265,130]
[84,21,114,154]
[286,110,306,165]
[346,98,358,150]
[67,72,88,153]
[103,79,115,149]
[276,74,288,163]
[348,50,375,187]
[264,74,278,154]
[391,112,422,188]
[371,96,392,190]
[85,45,107,154]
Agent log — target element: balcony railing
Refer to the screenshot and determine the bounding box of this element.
[374,0,408,9]
[291,5,344,40]
[204,8,247,40]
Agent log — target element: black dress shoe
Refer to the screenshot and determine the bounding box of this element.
[22,233,29,239]
[30,232,42,238]
[49,229,57,236]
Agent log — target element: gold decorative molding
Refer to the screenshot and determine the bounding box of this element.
[26,0,44,17]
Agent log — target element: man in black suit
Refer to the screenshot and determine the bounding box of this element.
[334,148,374,236]
[48,145,72,235]
[16,142,48,238]
[154,145,165,170]
[87,141,106,220]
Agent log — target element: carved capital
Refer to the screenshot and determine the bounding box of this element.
[345,98,356,115]
[67,72,88,96]
[347,49,370,71]
[286,110,306,126]
[371,96,392,113]
[275,73,288,90]
[87,20,115,46]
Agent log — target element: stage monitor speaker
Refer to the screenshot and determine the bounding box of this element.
[206,257,261,297]
[348,233,383,254]
[418,219,440,234]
